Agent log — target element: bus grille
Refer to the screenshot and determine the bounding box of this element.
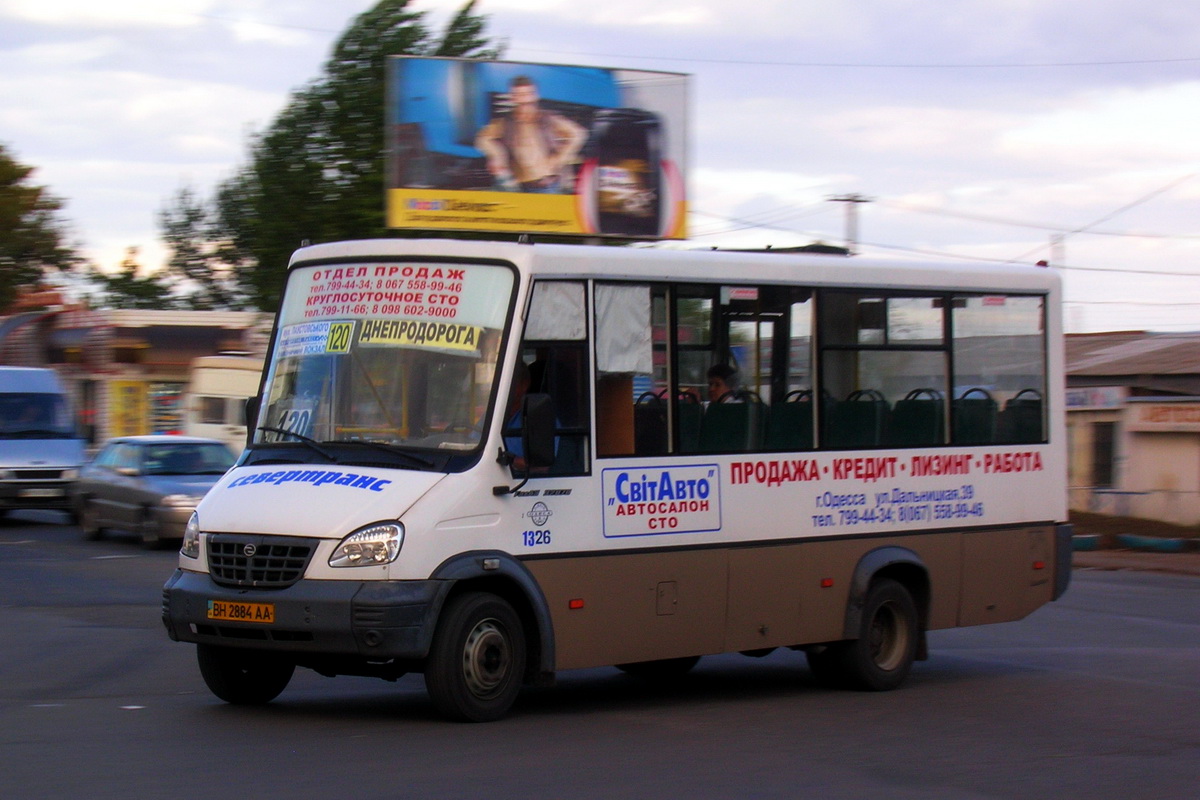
[207,534,316,589]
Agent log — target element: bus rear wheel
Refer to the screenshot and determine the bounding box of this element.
[840,578,918,691]
[196,644,295,705]
[425,592,526,722]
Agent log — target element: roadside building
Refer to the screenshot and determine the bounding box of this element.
[1066,331,1200,526]
[0,303,270,445]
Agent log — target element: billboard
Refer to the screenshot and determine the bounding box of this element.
[386,57,688,240]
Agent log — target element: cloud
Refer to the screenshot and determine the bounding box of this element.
[1000,82,1200,167]
[0,0,210,28]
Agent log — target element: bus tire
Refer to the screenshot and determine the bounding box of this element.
[616,656,700,679]
[196,644,295,705]
[425,592,526,722]
[840,578,918,691]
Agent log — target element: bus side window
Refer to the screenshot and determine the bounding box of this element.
[595,283,655,457]
[817,291,950,450]
[951,295,1047,446]
[522,281,591,475]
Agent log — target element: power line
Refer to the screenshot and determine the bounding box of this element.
[511,46,1200,71]
[859,239,1200,279]
[686,208,1200,280]
[1007,172,1199,263]
[875,198,1200,240]
[185,12,1200,72]
[1065,299,1200,307]
[688,205,833,237]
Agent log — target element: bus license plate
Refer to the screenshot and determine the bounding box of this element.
[207,600,275,624]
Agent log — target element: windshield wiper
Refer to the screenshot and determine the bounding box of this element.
[335,439,436,468]
[256,426,336,461]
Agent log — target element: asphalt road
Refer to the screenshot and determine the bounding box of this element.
[1,510,1197,800]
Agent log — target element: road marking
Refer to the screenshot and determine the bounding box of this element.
[0,540,36,545]
[91,554,139,560]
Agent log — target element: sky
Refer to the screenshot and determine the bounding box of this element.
[2,0,1199,332]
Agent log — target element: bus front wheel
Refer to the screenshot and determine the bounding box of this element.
[196,644,295,705]
[425,592,526,722]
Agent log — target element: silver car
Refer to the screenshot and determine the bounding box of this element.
[74,435,235,548]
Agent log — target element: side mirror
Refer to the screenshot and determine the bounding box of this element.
[522,393,556,469]
[244,396,260,447]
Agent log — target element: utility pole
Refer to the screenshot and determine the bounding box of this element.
[1049,234,1065,267]
[828,194,872,255]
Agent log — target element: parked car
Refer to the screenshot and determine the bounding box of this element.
[74,435,235,548]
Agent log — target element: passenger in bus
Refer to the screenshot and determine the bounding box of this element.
[707,363,740,403]
[475,75,587,194]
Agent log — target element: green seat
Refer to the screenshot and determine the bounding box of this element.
[887,389,944,447]
[764,391,814,451]
[699,392,763,452]
[998,389,1043,444]
[824,390,889,448]
[677,394,703,454]
[953,389,998,444]
[634,392,667,455]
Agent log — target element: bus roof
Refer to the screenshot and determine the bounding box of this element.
[289,238,1061,296]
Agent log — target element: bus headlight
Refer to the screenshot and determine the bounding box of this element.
[329,522,404,567]
[181,513,201,559]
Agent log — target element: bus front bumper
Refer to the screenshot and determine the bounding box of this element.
[162,569,451,661]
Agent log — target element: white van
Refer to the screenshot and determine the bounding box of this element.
[163,238,1070,721]
[184,355,264,453]
[0,366,85,519]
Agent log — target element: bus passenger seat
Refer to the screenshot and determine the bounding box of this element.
[953,388,998,444]
[887,389,944,447]
[633,392,667,455]
[764,390,813,451]
[825,389,889,448]
[998,389,1044,444]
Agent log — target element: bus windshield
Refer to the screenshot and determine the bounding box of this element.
[255,260,514,458]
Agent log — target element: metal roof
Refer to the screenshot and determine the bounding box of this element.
[1066,331,1200,376]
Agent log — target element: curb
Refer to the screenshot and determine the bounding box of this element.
[1072,549,1200,577]
[1113,533,1189,553]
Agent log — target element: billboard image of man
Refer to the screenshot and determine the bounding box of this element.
[475,75,587,193]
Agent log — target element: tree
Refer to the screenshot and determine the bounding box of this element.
[202,0,501,310]
[0,144,80,311]
[159,186,247,309]
[86,248,179,310]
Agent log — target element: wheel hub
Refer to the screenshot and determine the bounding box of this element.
[461,618,510,698]
[868,602,908,672]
